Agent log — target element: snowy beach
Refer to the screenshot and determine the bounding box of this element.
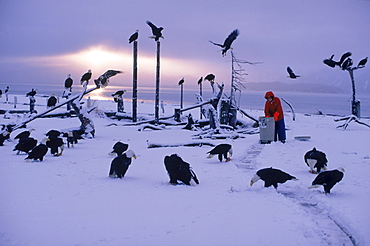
[0,94,370,246]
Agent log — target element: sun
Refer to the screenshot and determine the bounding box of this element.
[63,46,131,72]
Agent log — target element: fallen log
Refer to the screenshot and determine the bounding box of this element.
[147,141,215,148]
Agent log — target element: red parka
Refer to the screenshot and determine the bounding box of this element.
[264,91,284,121]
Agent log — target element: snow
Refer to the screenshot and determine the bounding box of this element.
[0,94,369,246]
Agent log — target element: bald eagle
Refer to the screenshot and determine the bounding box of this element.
[338,52,352,67]
[207,144,233,162]
[81,70,92,85]
[357,57,368,68]
[94,70,122,88]
[341,58,353,70]
[109,150,137,179]
[146,21,164,41]
[46,137,64,156]
[204,74,215,82]
[14,129,35,140]
[110,141,129,156]
[309,168,344,194]
[304,147,328,174]
[65,74,73,88]
[210,29,239,56]
[164,154,199,185]
[26,89,36,97]
[25,139,48,162]
[13,137,37,154]
[250,167,297,188]
[129,30,139,43]
[323,54,337,68]
[287,67,300,79]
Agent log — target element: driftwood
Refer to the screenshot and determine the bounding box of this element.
[147,141,215,148]
[335,115,370,129]
[138,124,166,131]
[281,97,296,121]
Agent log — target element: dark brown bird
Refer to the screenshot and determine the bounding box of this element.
[129,30,139,43]
[357,57,368,68]
[204,74,215,82]
[309,168,344,194]
[287,67,300,79]
[210,29,239,56]
[250,167,297,188]
[146,21,164,41]
[80,69,92,85]
[178,77,184,86]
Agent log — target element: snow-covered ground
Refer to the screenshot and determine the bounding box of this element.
[0,94,369,246]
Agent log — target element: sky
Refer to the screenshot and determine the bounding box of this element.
[0,0,369,91]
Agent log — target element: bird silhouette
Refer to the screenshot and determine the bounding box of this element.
[337,52,352,67]
[178,77,184,86]
[146,21,164,41]
[129,30,139,43]
[64,74,73,88]
[210,29,239,56]
[94,70,122,88]
[287,67,300,79]
[341,58,353,70]
[357,57,368,68]
[323,54,337,68]
[80,69,92,85]
[197,77,203,85]
[204,74,215,82]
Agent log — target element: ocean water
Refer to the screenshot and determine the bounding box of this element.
[1,83,370,117]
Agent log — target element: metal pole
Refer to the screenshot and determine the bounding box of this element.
[155,41,160,122]
[132,40,138,122]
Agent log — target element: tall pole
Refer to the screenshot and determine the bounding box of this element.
[132,40,138,122]
[199,82,203,119]
[348,68,359,117]
[180,84,183,109]
[230,50,236,106]
[155,41,160,122]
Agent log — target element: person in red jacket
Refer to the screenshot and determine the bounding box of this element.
[264,91,286,143]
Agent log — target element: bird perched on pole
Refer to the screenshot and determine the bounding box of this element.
[210,29,239,56]
[178,77,184,86]
[80,69,92,85]
[64,74,73,88]
[94,70,122,88]
[197,77,203,85]
[129,30,139,43]
[146,21,164,41]
[287,67,300,79]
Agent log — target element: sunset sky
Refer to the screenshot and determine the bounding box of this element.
[0,0,369,91]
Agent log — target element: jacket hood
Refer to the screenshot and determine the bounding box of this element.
[264,91,274,99]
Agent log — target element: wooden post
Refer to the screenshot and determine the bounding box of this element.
[199,81,203,119]
[155,41,160,122]
[132,40,138,122]
[180,83,183,109]
[348,68,360,117]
